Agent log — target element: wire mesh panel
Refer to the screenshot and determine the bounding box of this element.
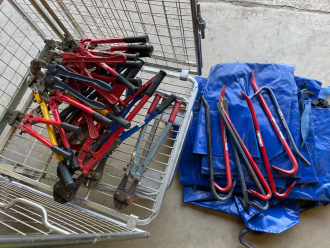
[0,0,43,122]
[0,180,148,245]
[0,0,200,244]
[12,0,202,74]
[0,68,197,225]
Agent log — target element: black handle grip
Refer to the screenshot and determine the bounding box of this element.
[91,112,114,127]
[115,74,138,96]
[125,53,139,61]
[156,94,177,114]
[58,160,74,187]
[65,147,80,171]
[106,112,131,129]
[116,61,143,69]
[123,35,149,43]
[115,52,139,61]
[51,145,73,160]
[136,51,152,57]
[128,78,142,87]
[127,45,154,53]
[59,122,82,135]
[145,70,167,97]
[126,66,143,78]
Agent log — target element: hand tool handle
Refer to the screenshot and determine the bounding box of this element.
[91,112,114,127]
[103,99,123,116]
[148,93,162,114]
[156,94,177,114]
[123,35,149,43]
[59,122,82,135]
[116,61,143,69]
[58,160,74,187]
[106,112,131,129]
[136,51,152,57]
[125,67,143,78]
[48,78,106,110]
[53,65,112,92]
[127,45,154,53]
[168,100,182,123]
[145,70,167,97]
[120,53,139,61]
[115,74,139,96]
[128,78,142,87]
[66,147,80,171]
[51,145,73,160]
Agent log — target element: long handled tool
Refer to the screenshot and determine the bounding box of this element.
[197,95,236,202]
[242,91,296,198]
[251,70,300,175]
[114,99,182,210]
[252,85,310,167]
[219,86,272,201]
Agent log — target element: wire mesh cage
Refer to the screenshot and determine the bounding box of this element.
[0,0,204,246]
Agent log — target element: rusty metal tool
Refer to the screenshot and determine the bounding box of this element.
[197,95,236,202]
[114,99,182,210]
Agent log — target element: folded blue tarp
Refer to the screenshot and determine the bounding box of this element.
[177,62,330,234]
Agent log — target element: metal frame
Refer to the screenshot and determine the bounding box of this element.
[0,0,201,244]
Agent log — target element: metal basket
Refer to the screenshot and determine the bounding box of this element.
[0,0,204,246]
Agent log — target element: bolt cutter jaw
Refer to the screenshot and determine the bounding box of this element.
[7,111,26,128]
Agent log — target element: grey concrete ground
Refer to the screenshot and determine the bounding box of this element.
[91,1,330,248]
[2,0,330,247]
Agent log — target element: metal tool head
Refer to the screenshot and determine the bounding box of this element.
[60,35,79,52]
[7,111,25,128]
[44,50,62,64]
[113,175,139,210]
[29,59,48,78]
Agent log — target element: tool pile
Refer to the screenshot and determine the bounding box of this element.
[8,35,182,210]
[178,63,330,247]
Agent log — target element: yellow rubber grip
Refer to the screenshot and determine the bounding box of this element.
[34,92,64,162]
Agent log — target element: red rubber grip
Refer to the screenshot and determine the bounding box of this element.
[168,100,182,123]
[148,93,162,114]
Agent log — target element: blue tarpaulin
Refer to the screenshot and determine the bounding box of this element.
[177,62,330,234]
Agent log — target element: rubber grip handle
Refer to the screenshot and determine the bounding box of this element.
[126,67,143,78]
[145,70,167,97]
[148,93,162,114]
[58,160,74,188]
[115,74,139,96]
[66,147,80,171]
[51,145,73,160]
[123,35,149,43]
[156,94,177,114]
[59,122,82,135]
[91,111,114,127]
[168,100,182,123]
[124,53,139,61]
[106,112,131,129]
[116,61,143,68]
[137,51,152,57]
[127,45,154,53]
[115,52,139,61]
[107,102,123,116]
[128,78,142,87]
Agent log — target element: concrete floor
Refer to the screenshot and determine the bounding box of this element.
[83,1,330,248]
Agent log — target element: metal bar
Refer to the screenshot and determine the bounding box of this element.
[7,0,46,40]
[0,198,70,234]
[0,232,149,247]
[57,0,84,38]
[28,0,65,40]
